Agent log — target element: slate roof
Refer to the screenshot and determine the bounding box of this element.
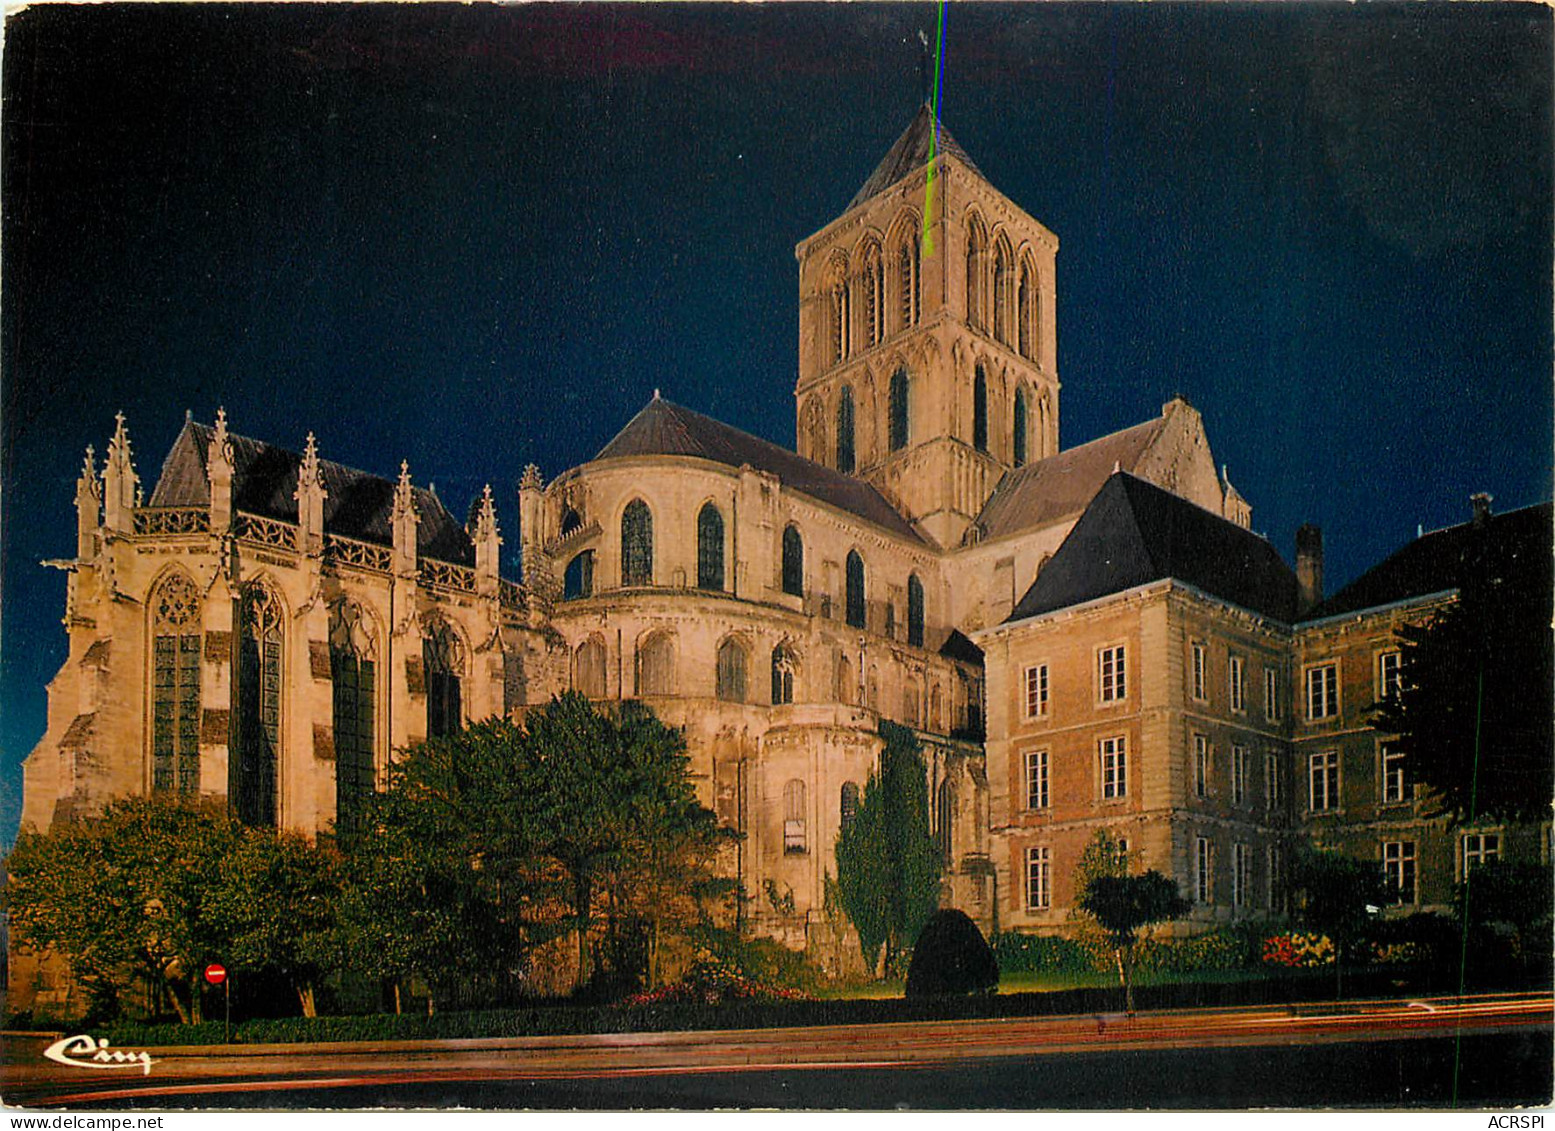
[848,103,986,211]
[148,421,476,565]
[972,413,1173,543]
[1305,502,1553,621]
[1008,472,1298,623]
[594,397,923,543]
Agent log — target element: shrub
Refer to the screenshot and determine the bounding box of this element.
[992,932,1092,975]
[617,956,811,1008]
[905,910,999,997]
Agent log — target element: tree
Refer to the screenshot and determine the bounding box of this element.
[833,720,942,977]
[904,909,999,997]
[1288,847,1393,998]
[1372,574,1553,825]
[4,796,242,1023]
[1074,859,1190,1016]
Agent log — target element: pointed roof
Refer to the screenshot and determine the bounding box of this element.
[848,103,985,211]
[972,410,1177,544]
[148,419,476,565]
[1305,501,1553,621]
[595,398,923,542]
[1008,472,1298,623]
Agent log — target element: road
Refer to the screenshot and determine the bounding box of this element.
[3,992,1549,1109]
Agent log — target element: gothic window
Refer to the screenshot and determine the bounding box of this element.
[904,679,921,727]
[771,644,796,705]
[897,231,919,329]
[783,778,807,853]
[423,618,464,739]
[150,571,202,795]
[621,499,653,586]
[907,573,925,648]
[836,386,856,474]
[235,582,283,827]
[966,214,987,331]
[835,652,854,705]
[992,237,1012,346]
[330,600,376,836]
[563,549,595,600]
[973,365,989,452]
[575,636,607,698]
[888,368,910,452]
[828,256,850,365]
[936,779,955,863]
[716,637,748,703]
[636,631,675,697]
[929,684,943,732]
[781,524,805,597]
[841,781,860,828]
[862,240,883,348]
[845,550,866,629]
[559,508,583,538]
[1018,257,1036,360]
[696,502,725,591]
[1013,387,1028,468]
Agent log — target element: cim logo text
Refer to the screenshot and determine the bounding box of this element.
[42,1034,154,1075]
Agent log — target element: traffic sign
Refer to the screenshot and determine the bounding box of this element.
[204,963,227,985]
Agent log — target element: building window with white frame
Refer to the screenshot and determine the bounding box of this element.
[1462,832,1501,877]
[1233,842,1251,908]
[1378,650,1403,701]
[1195,836,1214,904]
[1027,845,1051,910]
[1232,744,1249,805]
[1267,843,1285,912]
[1265,667,1280,721]
[1309,750,1339,811]
[1265,750,1282,811]
[1193,735,1210,799]
[1381,744,1410,805]
[1024,664,1049,719]
[1191,642,1207,701]
[1025,749,1049,810]
[1306,662,1338,720]
[1229,655,1245,713]
[1383,840,1417,904]
[1099,645,1127,703]
[1100,736,1127,799]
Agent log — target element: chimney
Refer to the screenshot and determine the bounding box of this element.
[1296,523,1324,614]
[1470,492,1493,527]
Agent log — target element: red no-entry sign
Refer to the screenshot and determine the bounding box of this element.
[204,963,227,985]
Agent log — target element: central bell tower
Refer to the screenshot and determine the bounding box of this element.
[794,105,1060,548]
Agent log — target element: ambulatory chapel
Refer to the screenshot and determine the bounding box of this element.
[16,107,1550,1004]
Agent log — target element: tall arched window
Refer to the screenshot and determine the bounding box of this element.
[845,550,866,629]
[936,779,955,863]
[771,644,796,705]
[898,231,919,329]
[636,631,676,697]
[841,781,860,828]
[835,652,854,705]
[621,499,653,586]
[907,573,925,648]
[862,240,883,348]
[1013,387,1029,468]
[973,364,989,452]
[888,368,909,452]
[575,637,607,698]
[829,256,850,364]
[992,237,1012,346]
[697,502,725,591]
[563,549,595,600]
[966,215,987,331]
[783,778,807,853]
[1018,257,1036,359]
[330,600,376,835]
[235,582,283,826]
[423,618,463,739]
[150,571,202,795]
[781,524,805,598]
[716,638,748,703]
[836,386,856,474]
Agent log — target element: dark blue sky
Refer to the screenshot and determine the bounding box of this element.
[3,4,1550,842]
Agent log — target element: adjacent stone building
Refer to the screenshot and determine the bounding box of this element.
[14,105,1550,1010]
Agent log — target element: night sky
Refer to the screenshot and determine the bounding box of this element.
[3,4,1550,844]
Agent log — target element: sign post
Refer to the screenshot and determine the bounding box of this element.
[204,963,229,1044]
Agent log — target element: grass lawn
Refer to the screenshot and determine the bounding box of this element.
[817,966,1282,1000]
